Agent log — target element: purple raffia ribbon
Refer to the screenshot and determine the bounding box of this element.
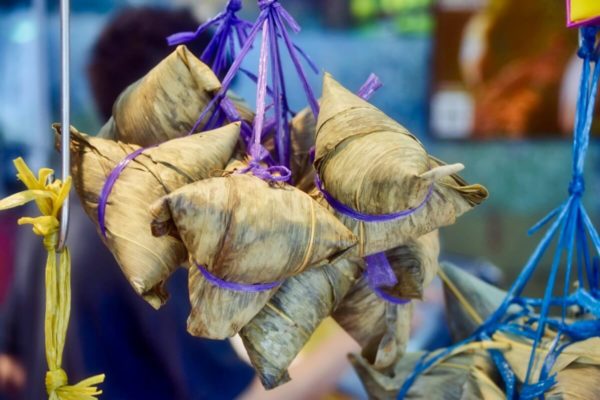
[314,173,434,223]
[357,73,383,100]
[167,0,250,78]
[197,263,282,292]
[168,0,254,141]
[365,252,411,305]
[98,146,154,237]
[190,0,319,173]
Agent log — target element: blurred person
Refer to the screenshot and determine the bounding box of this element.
[0,6,358,400]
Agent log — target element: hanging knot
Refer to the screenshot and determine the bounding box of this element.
[578,27,599,60]
[43,229,59,251]
[569,175,585,196]
[227,0,242,12]
[239,143,291,183]
[45,368,68,394]
[242,161,291,183]
[258,0,277,11]
[520,375,557,400]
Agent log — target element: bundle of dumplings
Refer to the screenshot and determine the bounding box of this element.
[57,45,488,390]
[351,263,600,399]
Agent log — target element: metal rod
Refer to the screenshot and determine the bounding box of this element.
[57,0,70,251]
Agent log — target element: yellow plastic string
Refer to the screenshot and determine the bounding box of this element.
[0,158,105,400]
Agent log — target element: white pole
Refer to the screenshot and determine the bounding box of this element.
[58,0,70,251]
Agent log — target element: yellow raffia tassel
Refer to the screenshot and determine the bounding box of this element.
[0,157,105,400]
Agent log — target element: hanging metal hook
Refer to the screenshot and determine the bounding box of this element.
[57,0,70,251]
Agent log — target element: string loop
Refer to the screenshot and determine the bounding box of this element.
[568,175,585,196]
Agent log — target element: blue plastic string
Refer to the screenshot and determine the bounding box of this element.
[398,26,600,399]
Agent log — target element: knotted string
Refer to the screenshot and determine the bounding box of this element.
[398,26,600,399]
[188,0,319,176]
[0,158,105,400]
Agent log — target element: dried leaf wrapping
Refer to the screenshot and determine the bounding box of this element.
[314,74,488,255]
[351,350,504,400]
[289,105,317,192]
[101,45,253,146]
[440,262,508,341]
[495,334,600,384]
[56,123,240,308]
[239,257,362,389]
[334,230,440,369]
[150,174,358,338]
[382,230,440,299]
[546,364,600,400]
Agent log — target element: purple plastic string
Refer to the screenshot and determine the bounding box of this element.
[167,13,226,46]
[272,9,319,118]
[357,73,383,100]
[197,263,282,292]
[252,19,270,152]
[187,10,266,136]
[168,0,255,140]
[187,0,319,176]
[98,147,153,237]
[314,174,434,222]
[235,17,291,181]
[167,0,251,79]
[365,252,411,305]
[268,13,291,167]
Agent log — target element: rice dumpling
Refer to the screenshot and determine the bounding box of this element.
[55,122,240,308]
[150,174,357,338]
[351,350,503,400]
[102,45,253,146]
[313,74,488,255]
[239,257,363,389]
[333,230,439,369]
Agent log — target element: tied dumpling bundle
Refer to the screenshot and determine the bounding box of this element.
[495,333,600,396]
[314,74,488,256]
[350,350,504,400]
[333,231,440,370]
[239,257,363,389]
[150,174,357,339]
[56,123,240,308]
[100,45,253,146]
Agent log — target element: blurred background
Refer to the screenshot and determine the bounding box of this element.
[0,0,599,399]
